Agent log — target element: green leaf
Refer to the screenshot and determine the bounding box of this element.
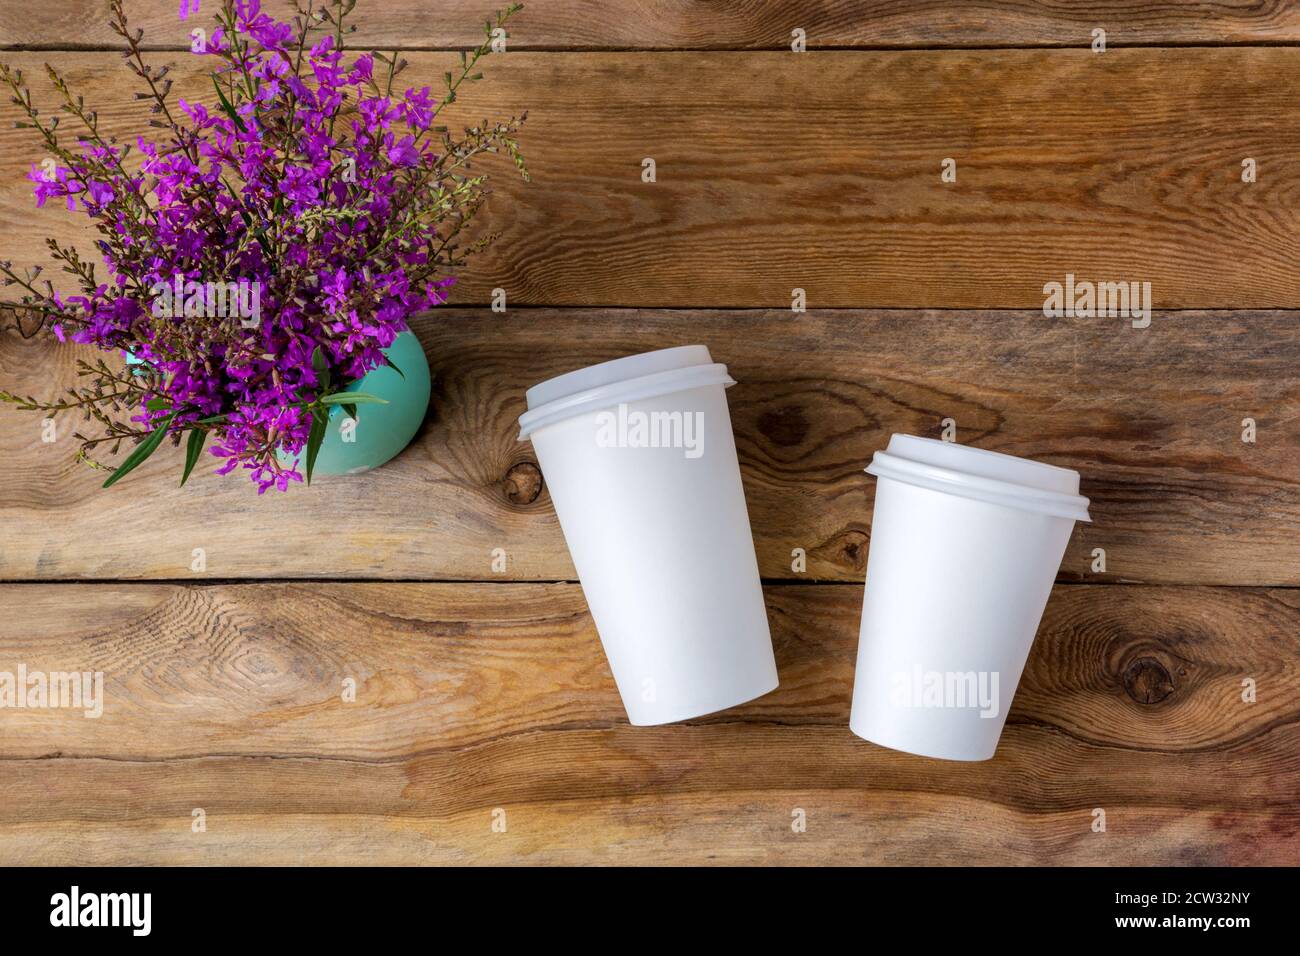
[342,403,359,421]
[102,410,177,489]
[305,407,328,485]
[194,413,228,424]
[211,75,246,132]
[180,427,208,487]
[238,208,271,257]
[145,397,170,412]
[384,356,404,379]
[312,345,330,391]
[319,392,388,406]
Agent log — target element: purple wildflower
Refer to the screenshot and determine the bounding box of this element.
[3,0,527,491]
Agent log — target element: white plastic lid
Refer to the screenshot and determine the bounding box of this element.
[518,345,735,439]
[866,434,1091,522]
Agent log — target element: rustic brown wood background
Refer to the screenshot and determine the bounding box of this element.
[1,1,1297,865]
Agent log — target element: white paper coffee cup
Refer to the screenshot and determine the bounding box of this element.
[518,346,778,725]
[849,435,1091,761]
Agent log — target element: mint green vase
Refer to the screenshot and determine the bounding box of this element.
[282,329,431,476]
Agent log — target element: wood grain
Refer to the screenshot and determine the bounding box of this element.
[1,12,1294,870]
[8,0,1300,51]
[2,309,1296,585]
[0,581,1294,865]
[3,49,1300,308]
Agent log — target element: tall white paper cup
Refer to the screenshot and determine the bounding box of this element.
[518,346,778,725]
[850,435,1091,760]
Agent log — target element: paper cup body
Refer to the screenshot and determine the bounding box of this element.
[520,347,778,725]
[849,435,1090,760]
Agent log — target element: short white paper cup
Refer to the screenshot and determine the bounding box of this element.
[849,435,1091,761]
[518,346,778,725]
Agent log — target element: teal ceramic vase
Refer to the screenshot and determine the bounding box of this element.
[128,329,430,477]
[286,329,431,476]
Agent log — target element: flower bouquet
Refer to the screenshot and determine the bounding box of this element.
[0,0,526,491]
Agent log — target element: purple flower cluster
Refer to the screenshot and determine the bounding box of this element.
[3,0,525,491]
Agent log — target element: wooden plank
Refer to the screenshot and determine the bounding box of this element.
[3,788,1292,866]
[1,309,1296,585]
[2,49,1300,308]
[7,1,1300,51]
[0,582,1295,864]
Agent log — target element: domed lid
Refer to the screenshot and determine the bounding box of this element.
[518,345,734,439]
[866,434,1091,522]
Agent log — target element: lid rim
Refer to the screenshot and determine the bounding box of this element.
[525,345,713,409]
[518,362,735,439]
[867,450,1092,522]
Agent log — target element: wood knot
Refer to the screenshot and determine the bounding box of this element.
[816,528,869,575]
[756,405,809,447]
[502,461,543,505]
[1122,657,1175,704]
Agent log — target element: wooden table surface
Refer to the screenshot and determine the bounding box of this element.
[1,1,1297,866]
